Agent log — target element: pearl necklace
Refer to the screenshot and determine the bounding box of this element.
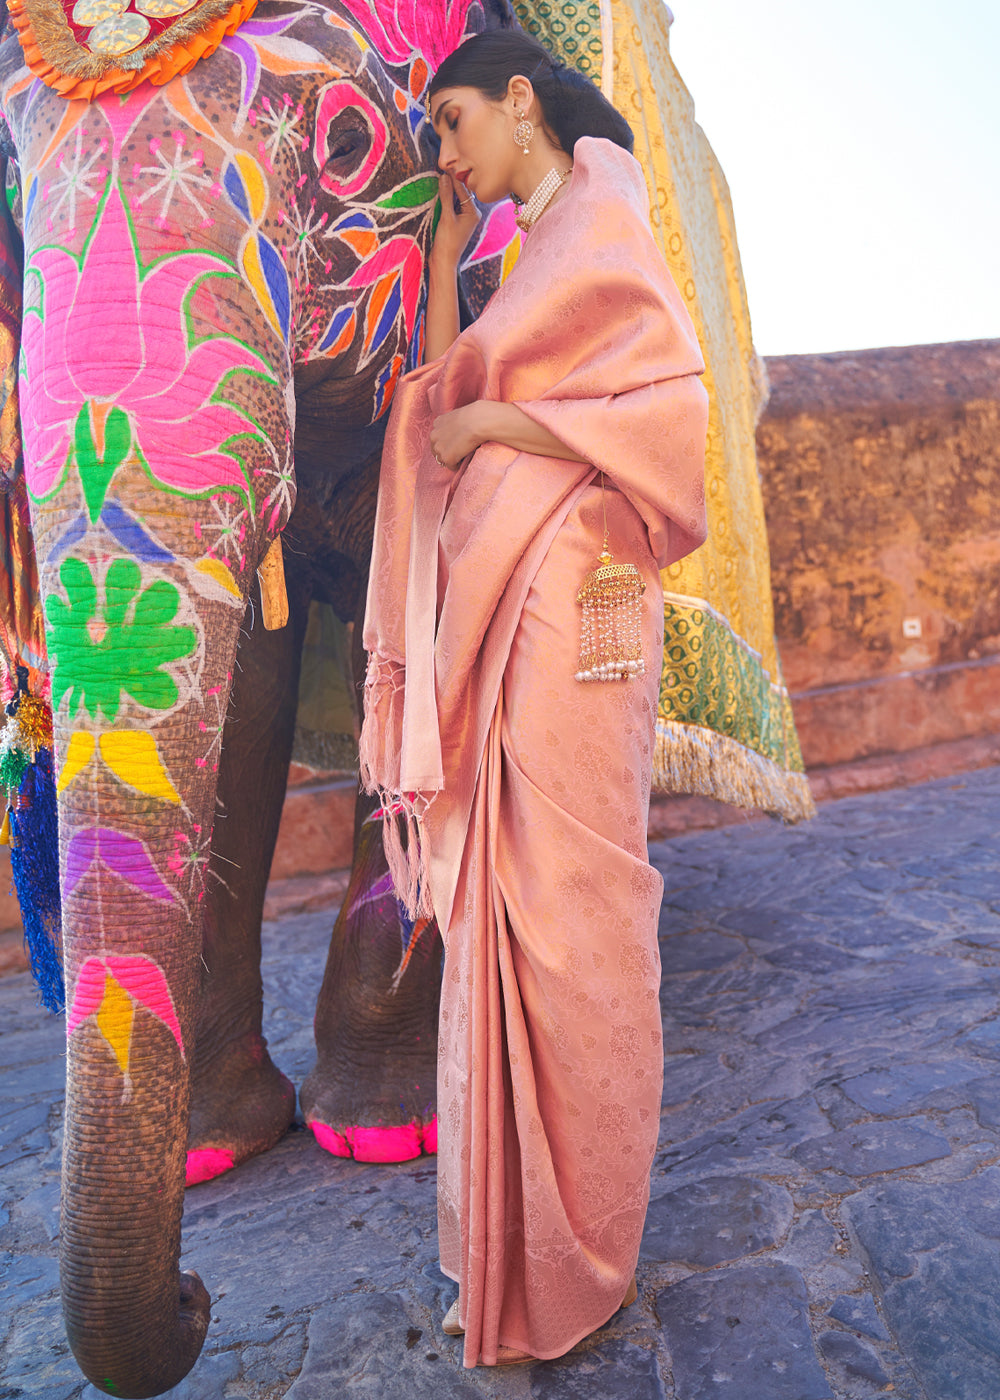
[514,166,572,232]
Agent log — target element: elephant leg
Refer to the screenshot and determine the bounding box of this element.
[300,595,442,1163]
[300,812,443,1161]
[186,573,310,1185]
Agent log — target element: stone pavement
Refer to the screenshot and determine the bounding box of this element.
[3,765,1000,1399]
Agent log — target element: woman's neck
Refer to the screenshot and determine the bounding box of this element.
[509,142,572,206]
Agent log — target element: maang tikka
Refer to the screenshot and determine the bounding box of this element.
[512,105,534,154]
[575,475,646,683]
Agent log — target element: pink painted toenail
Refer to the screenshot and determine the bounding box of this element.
[309,1120,351,1158]
[185,1148,235,1186]
[308,1118,438,1162]
[350,1123,422,1162]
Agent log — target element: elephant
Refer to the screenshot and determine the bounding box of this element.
[0,0,525,1393]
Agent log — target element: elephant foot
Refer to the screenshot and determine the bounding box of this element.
[302,807,444,1166]
[299,1050,438,1165]
[187,1036,296,1186]
[308,1114,438,1163]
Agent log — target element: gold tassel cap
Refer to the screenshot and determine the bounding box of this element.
[575,548,646,683]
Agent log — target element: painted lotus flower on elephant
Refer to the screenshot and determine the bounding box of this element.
[21,180,274,508]
[339,0,473,70]
[45,557,197,722]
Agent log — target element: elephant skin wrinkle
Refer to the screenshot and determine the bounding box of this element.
[185,1147,237,1187]
[309,1114,437,1162]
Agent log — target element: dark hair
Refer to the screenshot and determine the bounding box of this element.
[428,31,634,155]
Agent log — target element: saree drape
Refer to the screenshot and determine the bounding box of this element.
[360,137,708,1364]
[515,0,815,822]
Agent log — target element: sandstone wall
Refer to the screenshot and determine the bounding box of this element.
[757,339,1000,770]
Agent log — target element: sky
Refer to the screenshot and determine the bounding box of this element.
[667,0,1000,356]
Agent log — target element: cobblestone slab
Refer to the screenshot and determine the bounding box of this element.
[844,1169,1000,1399]
[642,1176,794,1266]
[654,1263,833,1399]
[3,765,1000,1397]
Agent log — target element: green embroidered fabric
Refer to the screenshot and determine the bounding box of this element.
[511,0,604,80]
[661,597,805,774]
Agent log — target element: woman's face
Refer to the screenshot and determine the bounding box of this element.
[431,86,517,205]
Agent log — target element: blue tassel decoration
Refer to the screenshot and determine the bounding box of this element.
[9,745,63,1012]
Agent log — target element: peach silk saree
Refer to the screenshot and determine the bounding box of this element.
[360,138,709,1365]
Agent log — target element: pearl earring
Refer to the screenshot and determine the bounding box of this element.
[512,106,534,155]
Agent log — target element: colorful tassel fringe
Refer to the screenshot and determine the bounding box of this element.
[9,746,63,1011]
[1,672,62,1011]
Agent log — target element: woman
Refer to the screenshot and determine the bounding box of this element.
[359,31,709,1367]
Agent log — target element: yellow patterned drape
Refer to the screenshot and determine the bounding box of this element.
[514,0,814,822]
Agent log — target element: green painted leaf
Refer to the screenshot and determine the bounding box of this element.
[376,176,440,210]
[75,403,132,524]
[45,557,196,722]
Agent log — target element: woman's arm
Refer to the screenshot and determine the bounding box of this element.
[429,400,590,469]
[424,174,480,362]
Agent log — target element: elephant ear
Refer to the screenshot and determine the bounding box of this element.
[7,0,257,100]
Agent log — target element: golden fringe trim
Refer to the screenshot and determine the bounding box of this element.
[8,0,257,97]
[653,719,816,825]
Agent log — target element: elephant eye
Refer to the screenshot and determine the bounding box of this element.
[323,113,371,178]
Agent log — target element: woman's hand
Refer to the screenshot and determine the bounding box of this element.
[430,402,590,471]
[430,173,480,271]
[429,403,487,471]
[424,174,480,360]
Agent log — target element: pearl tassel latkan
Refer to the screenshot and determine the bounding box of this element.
[575,474,646,683]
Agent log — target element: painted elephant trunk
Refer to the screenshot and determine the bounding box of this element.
[61,1038,211,1394]
[51,610,253,1394]
[14,166,296,1390]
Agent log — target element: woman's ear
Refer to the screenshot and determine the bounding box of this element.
[507,74,534,115]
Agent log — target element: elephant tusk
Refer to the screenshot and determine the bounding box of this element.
[257,535,289,630]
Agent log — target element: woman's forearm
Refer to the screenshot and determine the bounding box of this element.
[424,256,461,362]
[474,402,590,463]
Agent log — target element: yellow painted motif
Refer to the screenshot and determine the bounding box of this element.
[96,973,134,1076]
[56,729,180,802]
[326,9,367,49]
[99,731,181,803]
[196,556,242,598]
[500,232,521,285]
[241,239,283,340]
[57,731,96,794]
[233,152,267,222]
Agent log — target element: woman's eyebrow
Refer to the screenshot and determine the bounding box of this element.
[432,101,453,130]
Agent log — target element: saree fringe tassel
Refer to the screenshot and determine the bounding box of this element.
[359,652,436,922]
[653,719,816,825]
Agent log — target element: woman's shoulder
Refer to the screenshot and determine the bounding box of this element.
[570,137,649,215]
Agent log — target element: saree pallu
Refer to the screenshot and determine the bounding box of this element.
[361,137,709,1364]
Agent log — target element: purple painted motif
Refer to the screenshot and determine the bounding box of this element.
[64,828,177,904]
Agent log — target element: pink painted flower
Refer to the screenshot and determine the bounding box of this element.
[339,0,473,71]
[68,952,185,1059]
[22,181,273,504]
